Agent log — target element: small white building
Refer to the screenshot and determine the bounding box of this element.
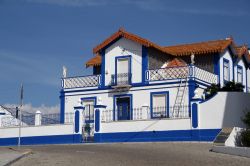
[60,29,250,142]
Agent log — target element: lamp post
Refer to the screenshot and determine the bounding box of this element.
[18,83,23,149]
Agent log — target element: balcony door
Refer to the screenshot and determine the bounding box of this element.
[116,56,131,85]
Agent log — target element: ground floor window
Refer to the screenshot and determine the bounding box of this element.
[151,92,169,118]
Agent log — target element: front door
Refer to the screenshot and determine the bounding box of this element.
[117,97,130,120]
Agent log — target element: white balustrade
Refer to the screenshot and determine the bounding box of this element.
[62,75,101,89]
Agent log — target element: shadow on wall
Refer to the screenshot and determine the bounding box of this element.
[222,92,250,128]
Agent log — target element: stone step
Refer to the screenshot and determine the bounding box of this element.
[213,128,233,146]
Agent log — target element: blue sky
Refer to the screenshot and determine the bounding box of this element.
[0,0,250,107]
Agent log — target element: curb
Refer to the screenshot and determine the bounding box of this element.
[211,146,250,158]
[4,150,32,166]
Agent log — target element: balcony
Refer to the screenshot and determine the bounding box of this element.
[62,75,101,89]
[111,73,132,88]
[145,65,218,85]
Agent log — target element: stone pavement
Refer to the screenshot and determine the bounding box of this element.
[10,143,250,166]
[0,147,31,166]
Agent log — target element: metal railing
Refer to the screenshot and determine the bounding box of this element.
[101,106,190,123]
[62,75,101,89]
[111,73,132,86]
[146,65,218,85]
[1,112,74,128]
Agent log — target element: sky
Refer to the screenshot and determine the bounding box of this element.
[0,0,250,111]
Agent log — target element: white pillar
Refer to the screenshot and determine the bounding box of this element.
[142,104,149,120]
[35,110,42,126]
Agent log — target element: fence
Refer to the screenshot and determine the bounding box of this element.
[145,66,218,85]
[101,106,190,123]
[111,73,132,86]
[146,66,189,81]
[1,112,74,128]
[62,75,101,89]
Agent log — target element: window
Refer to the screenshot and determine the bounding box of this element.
[223,59,230,82]
[151,92,168,118]
[237,66,243,84]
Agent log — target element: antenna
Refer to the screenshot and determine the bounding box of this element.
[18,83,23,149]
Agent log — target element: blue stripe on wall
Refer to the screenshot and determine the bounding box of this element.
[60,90,65,124]
[0,134,82,146]
[94,129,221,143]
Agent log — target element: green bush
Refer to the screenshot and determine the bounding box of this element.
[241,130,250,147]
[241,109,250,147]
[204,81,244,99]
[220,81,244,92]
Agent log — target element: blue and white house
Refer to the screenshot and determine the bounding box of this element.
[61,29,250,143]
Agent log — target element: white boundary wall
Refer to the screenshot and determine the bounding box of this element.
[199,92,250,129]
[100,119,191,133]
[0,124,74,138]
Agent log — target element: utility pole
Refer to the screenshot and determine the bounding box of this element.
[18,84,23,149]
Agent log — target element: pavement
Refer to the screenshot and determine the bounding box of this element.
[4,142,250,166]
[0,147,31,166]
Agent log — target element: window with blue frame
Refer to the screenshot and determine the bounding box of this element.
[237,66,243,84]
[223,59,230,82]
[151,92,169,118]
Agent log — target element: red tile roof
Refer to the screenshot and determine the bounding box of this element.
[85,54,101,68]
[85,29,249,68]
[164,38,233,56]
[93,28,169,54]
[166,58,187,67]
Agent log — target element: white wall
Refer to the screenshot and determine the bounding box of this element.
[99,119,191,133]
[0,124,74,138]
[234,59,247,92]
[64,82,190,115]
[105,38,142,85]
[219,49,234,86]
[199,92,250,129]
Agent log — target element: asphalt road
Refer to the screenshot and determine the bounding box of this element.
[12,142,250,166]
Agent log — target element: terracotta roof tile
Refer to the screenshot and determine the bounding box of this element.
[85,54,101,68]
[166,58,187,67]
[164,39,233,56]
[93,28,169,54]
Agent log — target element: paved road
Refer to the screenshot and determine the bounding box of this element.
[12,143,250,166]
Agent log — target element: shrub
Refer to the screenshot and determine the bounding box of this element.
[240,109,250,147]
[220,81,244,92]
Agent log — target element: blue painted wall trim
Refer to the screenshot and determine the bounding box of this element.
[0,134,82,146]
[113,94,133,121]
[142,46,148,84]
[60,90,65,124]
[188,79,195,117]
[192,103,198,128]
[150,91,169,118]
[95,109,100,132]
[100,50,105,88]
[94,129,221,143]
[213,54,220,84]
[94,105,107,108]
[75,111,80,133]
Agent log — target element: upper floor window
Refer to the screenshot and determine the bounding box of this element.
[237,66,243,84]
[223,59,230,82]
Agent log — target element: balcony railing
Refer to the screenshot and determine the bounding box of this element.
[62,75,101,89]
[101,106,190,123]
[146,66,218,85]
[111,73,132,86]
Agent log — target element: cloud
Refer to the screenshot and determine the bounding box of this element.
[2,103,60,114]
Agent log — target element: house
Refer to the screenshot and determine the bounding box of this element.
[60,28,250,143]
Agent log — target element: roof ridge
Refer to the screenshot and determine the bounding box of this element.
[164,38,231,48]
